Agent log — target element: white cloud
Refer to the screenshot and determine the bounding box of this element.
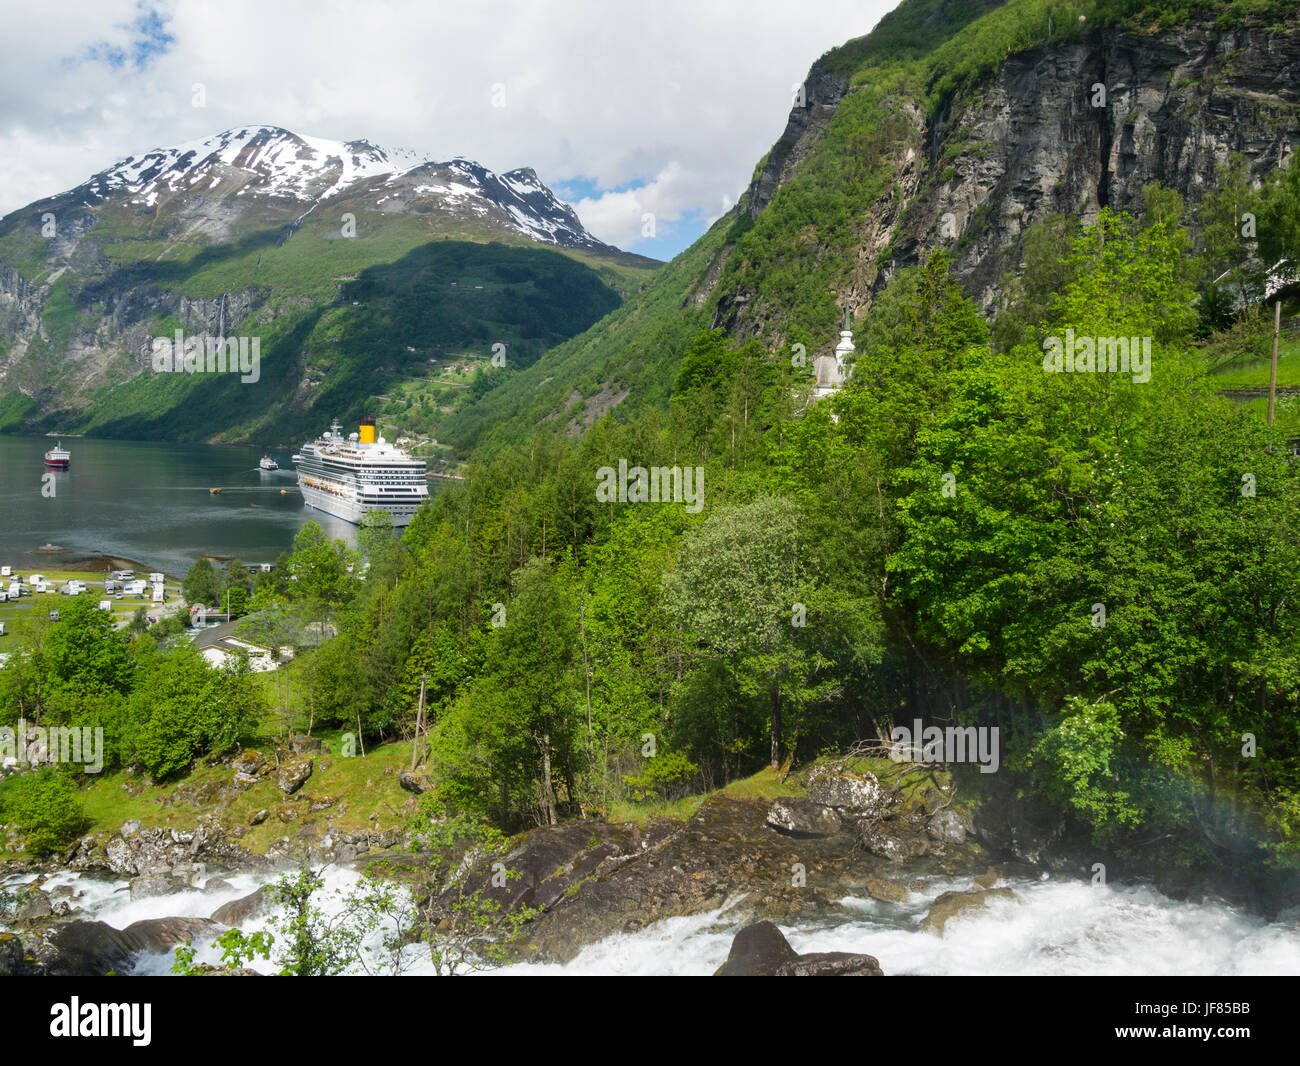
[0,0,899,255]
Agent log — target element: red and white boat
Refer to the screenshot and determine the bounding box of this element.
[43,443,70,469]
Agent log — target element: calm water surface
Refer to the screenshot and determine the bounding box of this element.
[0,434,367,576]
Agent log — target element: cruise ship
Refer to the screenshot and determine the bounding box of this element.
[293,418,428,526]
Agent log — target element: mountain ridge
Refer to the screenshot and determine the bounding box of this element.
[0,125,659,443]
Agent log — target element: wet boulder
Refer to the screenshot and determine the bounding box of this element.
[863,877,908,903]
[858,821,929,863]
[12,890,53,923]
[715,920,883,976]
[927,808,971,845]
[17,916,221,976]
[775,951,883,976]
[714,921,798,975]
[129,873,187,900]
[923,887,1017,934]
[765,798,842,838]
[210,886,268,927]
[806,767,887,815]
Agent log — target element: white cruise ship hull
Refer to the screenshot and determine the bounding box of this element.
[293,423,428,528]
[298,480,425,527]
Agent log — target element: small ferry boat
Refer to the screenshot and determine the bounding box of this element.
[43,443,70,469]
[259,455,279,471]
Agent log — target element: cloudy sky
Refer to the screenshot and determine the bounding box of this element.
[0,0,898,259]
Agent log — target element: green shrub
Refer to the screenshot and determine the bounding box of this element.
[1,770,87,857]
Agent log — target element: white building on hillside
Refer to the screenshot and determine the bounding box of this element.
[813,309,855,402]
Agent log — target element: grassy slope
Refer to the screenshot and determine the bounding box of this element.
[437,216,734,452]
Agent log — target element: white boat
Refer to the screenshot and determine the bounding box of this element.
[259,455,279,471]
[293,418,427,527]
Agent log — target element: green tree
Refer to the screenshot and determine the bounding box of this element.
[42,596,128,699]
[182,558,222,609]
[1257,156,1300,271]
[663,496,821,769]
[124,646,261,779]
[0,769,86,856]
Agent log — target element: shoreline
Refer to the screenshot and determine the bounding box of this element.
[17,550,177,581]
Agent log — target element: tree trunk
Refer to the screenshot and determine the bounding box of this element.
[539,733,558,826]
[411,674,426,771]
[769,683,782,769]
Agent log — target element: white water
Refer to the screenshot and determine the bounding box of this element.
[6,866,1299,975]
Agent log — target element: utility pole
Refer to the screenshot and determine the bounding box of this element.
[1269,298,1282,427]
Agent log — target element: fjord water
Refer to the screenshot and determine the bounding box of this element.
[0,434,362,575]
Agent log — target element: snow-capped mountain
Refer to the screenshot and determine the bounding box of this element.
[0,124,658,445]
[67,125,608,251]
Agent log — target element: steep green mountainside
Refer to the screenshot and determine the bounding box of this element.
[0,126,658,444]
[69,239,625,445]
[442,0,1299,453]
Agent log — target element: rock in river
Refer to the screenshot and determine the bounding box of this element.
[923,887,1017,934]
[715,920,882,976]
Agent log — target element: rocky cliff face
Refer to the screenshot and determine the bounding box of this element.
[721,15,1300,332]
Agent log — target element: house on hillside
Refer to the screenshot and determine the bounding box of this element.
[193,618,294,672]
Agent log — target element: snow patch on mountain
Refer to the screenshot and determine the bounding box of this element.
[74,125,608,251]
